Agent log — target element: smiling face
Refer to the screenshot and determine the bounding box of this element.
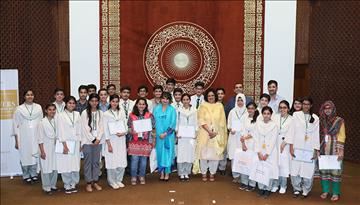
[161,96,170,105]
[260,97,269,108]
[234,84,243,94]
[174,92,182,102]
[153,89,163,99]
[24,90,34,103]
[324,105,333,116]
[46,105,56,118]
[66,99,76,111]
[302,100,312,113]
[267,83,277,96]
[262,109,272,121]
[293,100,302,111]
[217,90,225,102]
[195,86,204,96]
[279,102,289,116]
[136,99,146,112]
[110,97,119,110]
[181,95,191,108]
[166,83,175,93]
[54,91,64,102]
[207,91,216,104]
[107,86,116,96]
[247,104,256,117]
[138,88,148,98]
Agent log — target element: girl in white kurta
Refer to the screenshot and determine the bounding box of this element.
[250,106,278,198]
[290,97,320,198]
[56,96,81,194]
[13,89,43,183]
[80,93,104,193]
[103,95,128,189]
[271,100,294,194]
[238,102,259,191]
[37,104,58,194]
[227,93,247,181]
[176,94,197,181]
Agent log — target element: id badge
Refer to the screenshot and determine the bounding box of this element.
[325,135,330,143]
[305,135,310,141]
[262,143,266,149]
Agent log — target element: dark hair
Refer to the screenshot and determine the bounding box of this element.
[45,103,56,111]
[64,96,77,110]
[106,84,116,90]
[267,80,278,87]
[98,88,108,95]
[260,93,271,102]
[120,85,131,92]
[216,87,226,94]
[289,97,303,115]
[87,84,97,92]
[153,84,164,92]
[246,102,259,123]
[160,92,173,104]
[53,88,64,95]
[195,81,205,88]
[86,93,100,131]
[261,106,273,115]
[137,85,148,93]
[181,93,191,101]
[173,87,183,95]
[132,98,149,116]
[23,89,34,97]
[108,94,120,110]
[302,96,315,123]
[166,78,176,85]
[278,100,290,113]
[204,88,218,102]
[78,85,88,93]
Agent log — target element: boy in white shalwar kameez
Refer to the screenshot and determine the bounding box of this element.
[37,104,58,194]
[12,89,43,184]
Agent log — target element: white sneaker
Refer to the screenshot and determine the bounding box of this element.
[271,187,278,193]
[116,182,125,188]
[279,187,286,194]
[110,183,120,189]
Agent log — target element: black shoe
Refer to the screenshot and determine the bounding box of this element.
[51,187,59,192]
[44,190,53,195]
[263,190,270,198]
[293,191,300,198]
[31,176,39,183]
[24,178,33,184]
[238,184,247,190]
[301,194,308,199]
[246,185,256,192]
[219,170,226,176]
[257,190,264,196]
[185,176,190,182]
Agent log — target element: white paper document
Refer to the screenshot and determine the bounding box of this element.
[293,148,313,163]
[232,149,255,175]
[108,120,126,135]
[178,125,196,138]
[318,155,341,170]
[55,140,76,155]
[133,119,152,133]
[231,120,242,132]
[149,149,157,173]
[250,161,271,187]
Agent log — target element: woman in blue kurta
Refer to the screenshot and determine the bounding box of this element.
[153,92,177,181]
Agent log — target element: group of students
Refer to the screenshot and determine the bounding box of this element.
[12,78,346,202]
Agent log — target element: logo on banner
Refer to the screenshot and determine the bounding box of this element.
[0,90,18,120]
[143,21,220,94]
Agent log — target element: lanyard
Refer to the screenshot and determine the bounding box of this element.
[279,115,289,131]
[92,111,98,130]
[56,102,64,113]
[235,109,246,120]
[110,109,119,121]
[47,117,56,134]
[305,114,310,133]
[65,110,75,127]
[24,104,33,120]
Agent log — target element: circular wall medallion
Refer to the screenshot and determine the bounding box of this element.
[143,21,220,95]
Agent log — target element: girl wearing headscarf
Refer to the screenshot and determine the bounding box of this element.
[227,93,247,182]
[318,101,346,202]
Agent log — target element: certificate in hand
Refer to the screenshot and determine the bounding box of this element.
[293,148,313,163]
[108,120,126,135]
[232,149,255,175]
[55,140,76,155]
[318,155,341,170]
[231,120,242,132]
[178,125,195,138]
[133,119,152,133]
